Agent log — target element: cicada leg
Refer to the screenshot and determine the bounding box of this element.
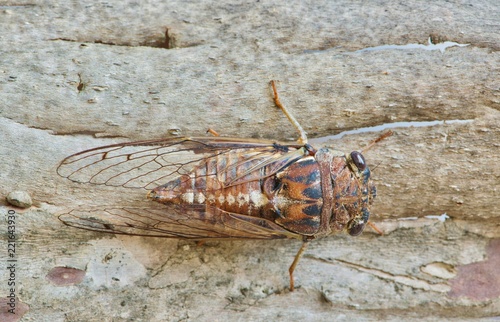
[270,80,308,145]
[206,128,220,137]
[288,241,309,291]
[367,221,384,235]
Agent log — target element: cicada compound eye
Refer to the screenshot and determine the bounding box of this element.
[348,208,370,236]
[348,220,366,236]
[350,151,366,171]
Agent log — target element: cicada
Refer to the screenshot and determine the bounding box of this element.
[57,81,391,291]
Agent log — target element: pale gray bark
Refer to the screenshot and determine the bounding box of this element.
[0,1,499,321]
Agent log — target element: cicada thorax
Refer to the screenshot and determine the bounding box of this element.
[261,149,375,238]
[148,146,375,238]
[262,157,323,235]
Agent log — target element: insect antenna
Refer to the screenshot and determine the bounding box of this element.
[370,160,384,172]
[362,130,393,154]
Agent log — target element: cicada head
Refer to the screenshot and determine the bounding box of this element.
[315,148,377,237]
[344,151,376,236]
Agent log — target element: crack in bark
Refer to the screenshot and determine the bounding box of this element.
[307,255,451,293]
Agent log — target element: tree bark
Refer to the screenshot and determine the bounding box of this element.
[1,0,499,321]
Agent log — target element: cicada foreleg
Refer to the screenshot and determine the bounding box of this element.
[208,82,308,145]
[270,80,308,145]
[367,221,384,235]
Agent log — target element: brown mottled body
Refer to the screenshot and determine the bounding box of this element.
[148,146,373,239]
[149,149,278,218]
[149,152,326,236]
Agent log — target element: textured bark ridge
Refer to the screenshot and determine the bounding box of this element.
[0,1,498,321]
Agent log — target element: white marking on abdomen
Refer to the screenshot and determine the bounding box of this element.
[226,194,235,205]
[250,191,269,207]
[197,193,206,203]
[237,192,249,207]
[181,192,194,203]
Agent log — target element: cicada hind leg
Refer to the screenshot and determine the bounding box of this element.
[288,241,309,291]
[270,80,308,145]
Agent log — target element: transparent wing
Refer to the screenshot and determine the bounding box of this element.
[57,137,307,240]
[58,203,300,240]
[57,137,304,190]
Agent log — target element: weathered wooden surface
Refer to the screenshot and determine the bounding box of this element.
[0,0,499,321]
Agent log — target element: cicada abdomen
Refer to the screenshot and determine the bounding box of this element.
[148,147,321,234]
